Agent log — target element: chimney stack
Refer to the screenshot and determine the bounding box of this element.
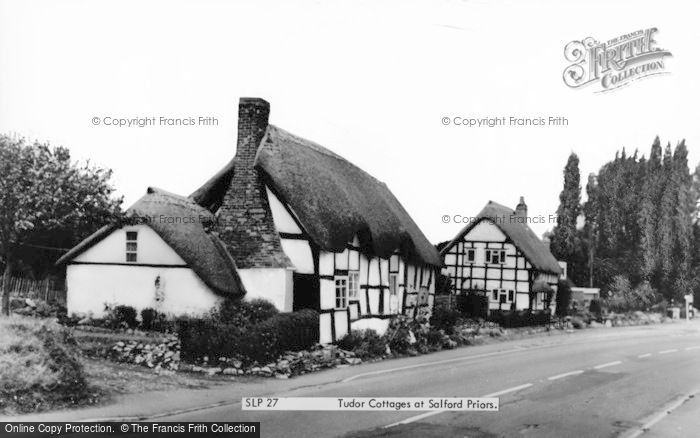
[215,97,289,269]
[236,97,270,163]
[515,196,528,220]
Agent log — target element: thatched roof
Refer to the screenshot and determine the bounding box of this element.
[57,187,245,297]
[440,201,561,275]
[191,124,441,267]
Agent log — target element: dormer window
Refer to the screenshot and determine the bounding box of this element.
[126,231,138,262]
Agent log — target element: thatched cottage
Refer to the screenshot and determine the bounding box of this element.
[57,187,246,316]
[60,98,441,343]
[440,198,561,314]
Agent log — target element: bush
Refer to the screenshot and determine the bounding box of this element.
[488,310,551,328]
[455,292,488,318]
[606,278,662,312]
[114,305,138,328]
[0,317,90,414]
[429,306,461,334]
[178,309,319,365]
[140,308,169,332]
[338,329,387,359]
[212,298,279,326]
[102,305,138,329]
[589,298,603,316]
[384,315,416,355]
[556,279,573,317]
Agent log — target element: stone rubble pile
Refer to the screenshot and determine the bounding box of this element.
[110,334,180,372]
[177,344,362,378]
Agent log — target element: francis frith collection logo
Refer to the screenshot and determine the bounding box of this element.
[563,28,672,92]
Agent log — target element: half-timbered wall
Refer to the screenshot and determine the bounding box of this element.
[266,185,436,343]
[443,220,557,311]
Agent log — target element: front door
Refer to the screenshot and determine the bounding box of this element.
[292,273,320,311]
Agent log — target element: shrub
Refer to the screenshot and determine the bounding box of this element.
[178,309,319,365]
[140,308,169,332]
[589,298,603,316]
[383,316,416,355]
[456,292,488,318]
[606,278,662,312]
[114,305,138,328]
[488,310,551,328]
[0,317,90,414]
[429,306,461,334]
[212,298,279,327]
[556,279,574,317]
[338,329,387,359]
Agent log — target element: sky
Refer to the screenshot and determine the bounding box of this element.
[1,0,697,244]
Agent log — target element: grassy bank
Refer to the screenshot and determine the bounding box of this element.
[0,317,99,415]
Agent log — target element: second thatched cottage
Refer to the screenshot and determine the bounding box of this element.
[192,98,441,342]
[60,97,441,344]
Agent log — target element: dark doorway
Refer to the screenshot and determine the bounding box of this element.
[293,273,320,311]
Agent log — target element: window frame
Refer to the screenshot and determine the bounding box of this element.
[485,249,506,265]
[466,249,475,263]
[125,231,138,263]
[348,271,360,300]
[335,276,348,309]
[389,273,399,296]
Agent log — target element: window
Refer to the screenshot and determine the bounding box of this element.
[348,271,360,299]
[491,288,515,303]
[126,231,138,262]
[466,249,475,263]
[389,273,399,313]
[335,277,348,309]
[485,249,506,264]
[389,273,399,296]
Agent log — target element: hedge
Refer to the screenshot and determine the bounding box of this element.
[178,309,319,365]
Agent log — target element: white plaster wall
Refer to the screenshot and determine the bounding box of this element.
[66,264,221,317]
[280,239,314,274]
[334,310,348,339]
[74,224,185,265]
[320,278,335,310]
[466,220,507,242]
[319,313,332,344]
[237,268,293,312]
[351,318,390,336]
[266,187,302,234]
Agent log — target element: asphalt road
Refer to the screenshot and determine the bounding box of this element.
[160,322,700,438]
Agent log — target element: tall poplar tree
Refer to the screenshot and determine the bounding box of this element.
[550,153,581,270]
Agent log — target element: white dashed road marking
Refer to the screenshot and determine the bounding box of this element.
[658,349,678,354]
[594,361,622,370]
[482,383,534,398]
[637,353,652,358]
[684,346,700,351]
[547,370,584,381]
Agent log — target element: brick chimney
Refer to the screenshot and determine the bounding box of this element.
[515,196,528,220]
[215,97,291,269]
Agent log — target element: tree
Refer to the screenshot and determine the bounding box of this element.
[0,135,123,315]
[550,153,581,270]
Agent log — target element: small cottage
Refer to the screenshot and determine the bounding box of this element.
[57,188,246,317]
[440,198,561,314]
